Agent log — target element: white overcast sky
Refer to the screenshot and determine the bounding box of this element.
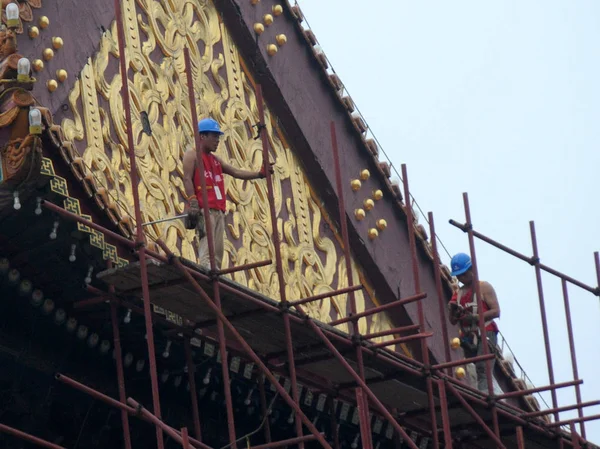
[297,0,600,441]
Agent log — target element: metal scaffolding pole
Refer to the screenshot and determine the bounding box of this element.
[327,396,341,449]
[402,164,439,449]
[55,374,212,449]
[0,423,66,449]
[39,184,600,449]
[428,212,453,378]
[436,379,452,449]
[153,238,333,449]
[462,192,501,445]
[109,300,133,449]
[446,382,506,449]
[529,222,559,419]
[560,279,585,437]
[107,258,133,449]
[448,220,599,295]
[113,0,163,446]
[330,121,373,449]
[183,47,237,448]
[258,374,272,443]
[255,84,305,448]
[184,339,203,442]
[516,426,525,449]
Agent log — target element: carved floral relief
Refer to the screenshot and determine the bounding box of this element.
[60,0,399,346]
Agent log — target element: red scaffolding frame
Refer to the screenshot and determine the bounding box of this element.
[1,2,599,448]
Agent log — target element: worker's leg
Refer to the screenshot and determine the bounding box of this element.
[475,331,498,392]
[198,209,224,269]
[463,345,478,389]
[212,210,225,269]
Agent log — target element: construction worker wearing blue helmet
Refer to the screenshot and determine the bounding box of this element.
[183,118,273,269]
[447,252,501,392]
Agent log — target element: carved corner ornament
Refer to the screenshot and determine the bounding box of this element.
[0,2,59,212]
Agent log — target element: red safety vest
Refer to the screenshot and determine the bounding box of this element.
[450,284,498,332]
[193,153,226,212]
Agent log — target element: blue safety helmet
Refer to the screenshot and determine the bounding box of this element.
[197,118,224,135]
[450,253,472,276]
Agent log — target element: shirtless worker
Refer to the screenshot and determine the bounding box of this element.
[183,118,270,269]
[447,252,501,392]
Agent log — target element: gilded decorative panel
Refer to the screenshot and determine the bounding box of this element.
[60,0,401,347]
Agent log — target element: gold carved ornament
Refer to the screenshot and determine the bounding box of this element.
[60,0,401,348]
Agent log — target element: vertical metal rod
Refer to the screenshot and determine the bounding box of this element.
[154,243,333,449]
[516,426,525,449]
[561,280,585,438]
[355,388,371,448]
[529,221,559,420]
[595,252,600,290]
[428,212,453,376]
[181,428,192,449]
[258,374,272,443]
[113,0,163,446]
[437,380,452,449]
[327,397,341,449]
[184,340,203,442]
[330,121,373,448]
[401,165,438,449]
[183,47,237,447]
[462,193,501,444]
[107,259,133,449]
[109,301,133,449]
[255,85,304,447]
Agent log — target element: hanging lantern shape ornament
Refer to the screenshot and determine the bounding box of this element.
[29,108,42,135]
[17,58,31,82]
[6,3,20,29]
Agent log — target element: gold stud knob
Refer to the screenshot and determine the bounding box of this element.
[272,4,284,16]
[267,44,278,56]
[52,36,63,50]
[250,0,260,4]
[455,367,466,379]
[28,26,40,39]
[360,169,370,181]
[350,179,361,192]
[47,79,58,92]
[376,219,387,231]
[263,14,274,26]
[373,189,383,201]
[354,209,366,221]
[32,59,44,72]
[56,69,68,82]
[43,48,54,61]
[253,23,265,35]
[368,228,379,240]
[363,198,374,211]
[451,337,461,350]
[276,34,287,46]
[39,16,50,29]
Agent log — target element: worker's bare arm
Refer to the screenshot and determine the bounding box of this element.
[182,150,197,199]
[480,281,500,320]
[217,157,262,180]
